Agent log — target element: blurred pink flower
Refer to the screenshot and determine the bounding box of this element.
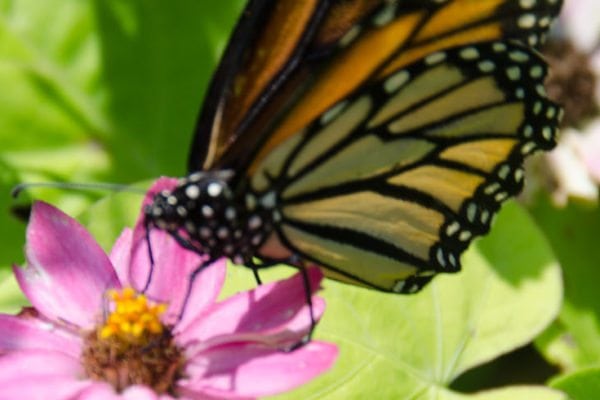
[0,198,337,399]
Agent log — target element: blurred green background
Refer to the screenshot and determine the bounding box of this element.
[1,1,599,399]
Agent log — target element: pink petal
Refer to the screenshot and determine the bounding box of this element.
[181,341,337,398]
[15,202,120,329]
[0,313,81,357]
[0,376,92,400]
[0,349,82,381]
[72,383,119,400]
[109,228,134,285]
[178,268,324,345]
[75,383,160,400]
[120,386,161,400]
[177,386,251,400]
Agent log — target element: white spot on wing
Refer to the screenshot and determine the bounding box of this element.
[384,70,410,93]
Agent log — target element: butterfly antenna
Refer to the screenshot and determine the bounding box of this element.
[11,182,146,199]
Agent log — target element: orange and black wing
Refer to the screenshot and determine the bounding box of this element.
[184,0,563,292]
[251,40,560,292]
[188,0,562,175]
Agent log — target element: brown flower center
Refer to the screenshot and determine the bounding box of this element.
[80,288,186,395]
[543,39,598,128]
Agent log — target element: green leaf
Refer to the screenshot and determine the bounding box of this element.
[0,0,107,151]
[0,1,242,295]
[0,269,27,314]
[530,195,600,370]
[550,367,600,400]
[0,0,118,275]
[78,182,148,251]
[0,162,25,273]
[0,0,243,185]
[441,386,565,400]
[93,0,244,179]
[222,202,563,399]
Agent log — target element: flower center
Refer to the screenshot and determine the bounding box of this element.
[543,39,598,128]
[100,287,166,342]
[81,287,185,395]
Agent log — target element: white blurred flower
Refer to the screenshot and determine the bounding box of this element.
[544,0,600,206]
[546,126,600,206]
[561,0,600,54]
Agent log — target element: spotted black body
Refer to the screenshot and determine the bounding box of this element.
[145,171,280,269]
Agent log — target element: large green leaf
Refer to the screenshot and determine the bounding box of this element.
[0,0,106,276]
[531,195,600,370]
[0,0,243,180]
[0,0,242,270]
[92,0,244,180]
[253,202,563,399]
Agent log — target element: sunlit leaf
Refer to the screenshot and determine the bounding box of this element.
[531,195,600,370]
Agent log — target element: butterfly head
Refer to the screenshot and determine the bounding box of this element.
[144,171,271,263]
[145,170,233,228]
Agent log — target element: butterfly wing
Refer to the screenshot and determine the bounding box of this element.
[185,0,563,293]
[252,40,560,292]
[189,0,382,171]
[189,0,329,170]
[189,0,562,174]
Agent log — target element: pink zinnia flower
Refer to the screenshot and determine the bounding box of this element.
[1,199,337,399]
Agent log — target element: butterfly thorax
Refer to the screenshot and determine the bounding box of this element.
[145,171,274,265]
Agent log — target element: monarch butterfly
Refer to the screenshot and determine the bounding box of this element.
[145,1,562,297]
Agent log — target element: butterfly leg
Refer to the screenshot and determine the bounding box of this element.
[142,219,156,292]
[293,264,316,350]
[246,258,317,351]
[177,257,215,322]
[283,257,316,351]
[162,230,216,322]
[246,259,263,285]
[142,224,206,293]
